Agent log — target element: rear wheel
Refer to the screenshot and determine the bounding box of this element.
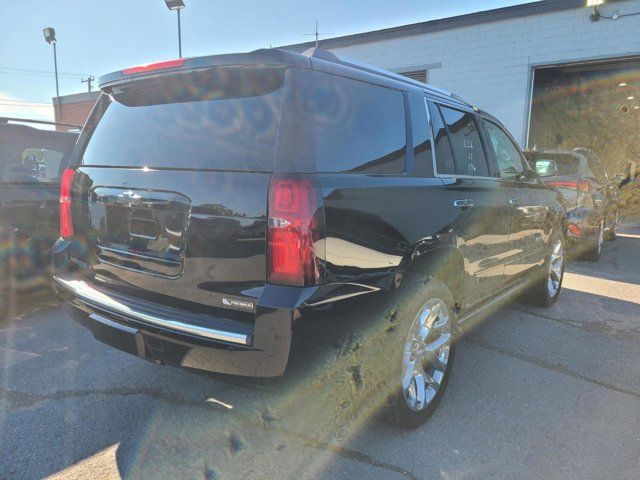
[389,278,456,428]
[525,231,564,307]
[584,219,604,261]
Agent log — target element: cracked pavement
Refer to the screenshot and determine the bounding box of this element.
[1,228,639,479]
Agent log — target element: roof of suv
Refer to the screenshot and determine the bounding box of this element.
[98,47,468,107]
[523,148,596,161]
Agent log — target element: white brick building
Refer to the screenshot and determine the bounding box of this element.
[284,0,640,149]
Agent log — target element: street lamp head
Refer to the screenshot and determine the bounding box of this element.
[164,0,185,10]
[43,27,56,44]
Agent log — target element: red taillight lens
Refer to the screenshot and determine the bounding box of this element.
[567,223,581,236]
[548,180,578,189]
[122,58,186,75]
[547,180,591,193]
[60,168,75,239]
[267,177,322,286]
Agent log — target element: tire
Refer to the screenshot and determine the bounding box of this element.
[604,210,618,241]
[524,230,564,307]
[584,219,604,261]
[384,276,456,429]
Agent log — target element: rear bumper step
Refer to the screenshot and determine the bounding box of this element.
[54,276,252,345]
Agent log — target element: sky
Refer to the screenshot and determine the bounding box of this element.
[0,0,530,121]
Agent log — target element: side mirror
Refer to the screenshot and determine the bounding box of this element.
[534,159,558,177]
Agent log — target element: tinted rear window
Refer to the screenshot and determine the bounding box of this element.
[524,152,580,176]
[438,105,489,177]
[80,67,285,171]
[428,101,455,175]
[277,69,406,174]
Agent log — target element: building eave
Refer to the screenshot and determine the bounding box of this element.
[281,0,593,52]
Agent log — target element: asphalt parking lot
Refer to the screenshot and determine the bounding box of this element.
[1,228,639,480]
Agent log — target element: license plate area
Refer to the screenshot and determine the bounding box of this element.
[89,313,146,358]
[89,187,191,278]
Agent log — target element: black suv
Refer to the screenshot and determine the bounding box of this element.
[53,48,566,427]
[0,118,78,314]
[525,148,620,261]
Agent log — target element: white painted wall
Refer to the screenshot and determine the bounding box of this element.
[327,0,640,146]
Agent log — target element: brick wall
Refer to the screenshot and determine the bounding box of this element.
[52,91,100,131]
[324,0,640,146]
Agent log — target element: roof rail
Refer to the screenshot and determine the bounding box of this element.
[300,47,458,101]
[0,117,82,129]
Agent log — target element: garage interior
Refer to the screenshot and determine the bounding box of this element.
[528,57,640,217]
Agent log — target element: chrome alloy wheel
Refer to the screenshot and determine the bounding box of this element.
[401,298,452,412]
[547,238,564,298]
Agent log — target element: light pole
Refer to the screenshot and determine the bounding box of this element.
[164,0,185,58]
[43,27,61,120]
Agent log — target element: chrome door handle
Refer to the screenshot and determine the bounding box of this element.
[453,199,475,209]
[508,197,520,206]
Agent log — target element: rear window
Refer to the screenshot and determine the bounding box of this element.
[428,101,455,175]
[277,69,406,174]
[438,105,489,177]
[80,67,285,171]
[524,152,580,176]
[309,73,406,174]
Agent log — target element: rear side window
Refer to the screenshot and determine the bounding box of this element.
[80,67,285,171]
[300,72,406,174]
[428,101,455,175]
[438,105,489,177]
[525,152,579,176]
[408,95,433,177]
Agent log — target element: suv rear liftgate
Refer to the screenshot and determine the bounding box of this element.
[54,51,328,376]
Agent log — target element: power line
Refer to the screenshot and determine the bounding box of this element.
[0,103,53,108]
[0,99,52,105]
[0,66,88,77]
[0,70,87,79]
[0,100,52,108]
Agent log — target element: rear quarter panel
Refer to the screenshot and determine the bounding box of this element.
[317,174,455,289]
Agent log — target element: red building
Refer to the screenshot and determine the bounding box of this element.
[52,91,100,131]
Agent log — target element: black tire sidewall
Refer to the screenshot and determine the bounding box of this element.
[386,276,456,429]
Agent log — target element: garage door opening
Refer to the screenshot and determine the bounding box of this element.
[528,58,640,218]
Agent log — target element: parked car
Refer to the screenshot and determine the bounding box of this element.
[524,148,620,260]
[0,118,79,315]
[53,48,566,428]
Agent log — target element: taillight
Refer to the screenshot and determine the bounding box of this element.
[267,176,323,286]
[567,223,581,236]
[60,168,75,239]
[122,58,186,75]
[547,180,591,192]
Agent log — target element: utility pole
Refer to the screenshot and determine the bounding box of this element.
[177,8,182,58]
[302,21,331,49]
[81,75,95,92]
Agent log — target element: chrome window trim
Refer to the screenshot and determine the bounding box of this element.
[426,97,497,181]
